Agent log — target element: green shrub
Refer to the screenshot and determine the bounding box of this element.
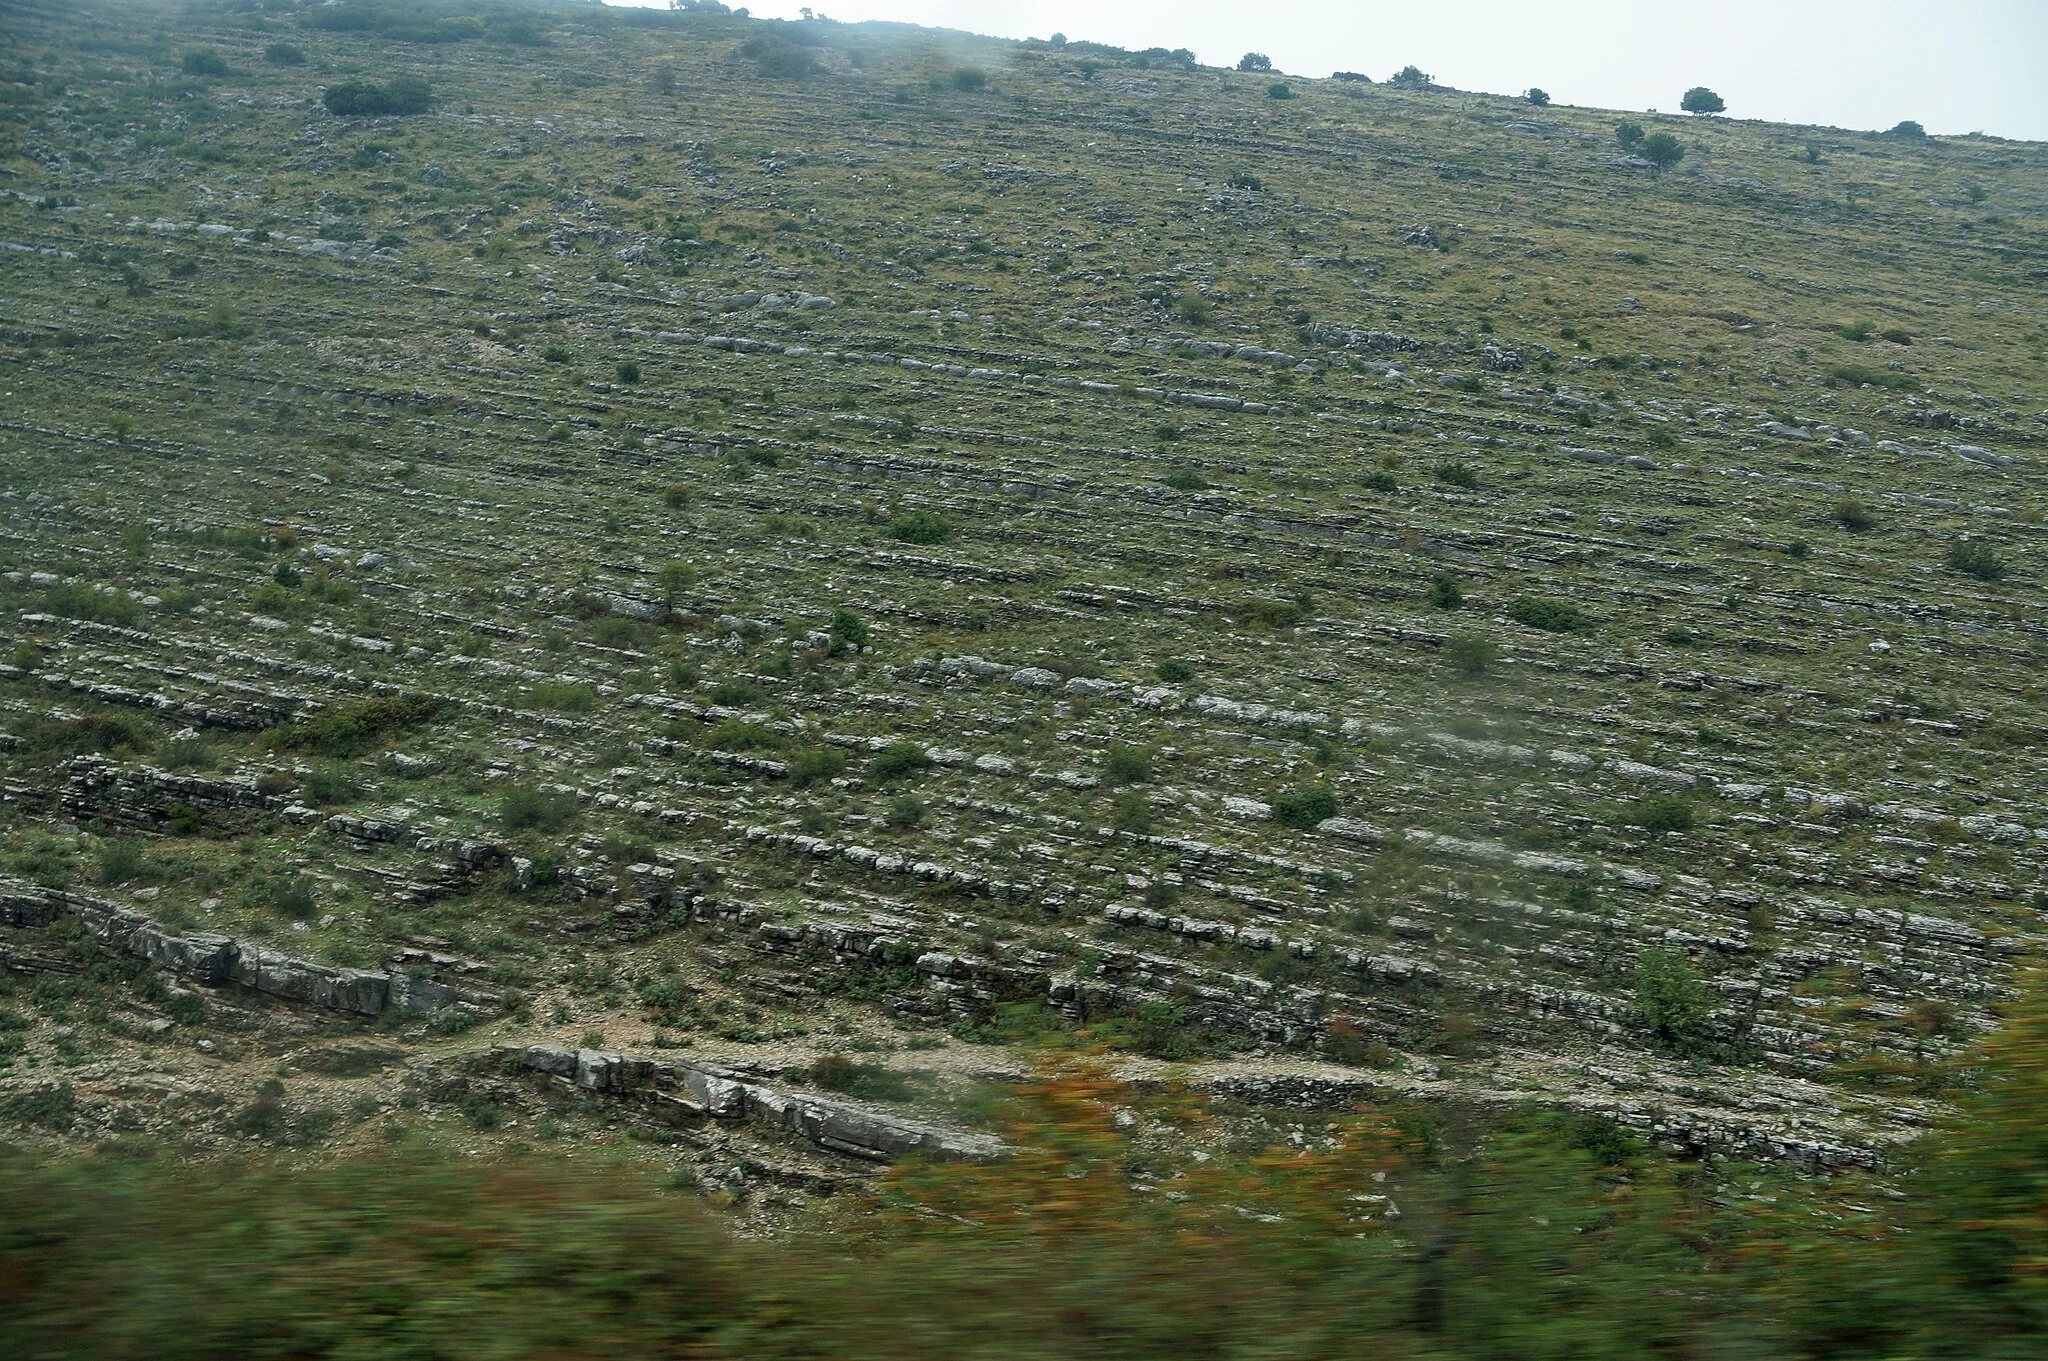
[883,796,925,830]
[886,510,952,545]
[1163,467,1208,491]
[1629,795,1696,835]
[1122,1000,1214,1060]
[709,720,781,753]
[1947,540,2006,581]
[952,69,988,92]
[301,763,363,807]
[1267,82,1294,100]
[828,607,870,653]
[1155,660,1193,683]
[1825,363,1911,389]
[741,36,818,79]
[271,876,318,922]
[615,361,640,385]
[1640,132,1685,171]
[531,682,597,713]
[1360,469,1398,492]
[1634,947,1715,1047]
[181,49,228,77]
[708,679,762,706]
[1103,745,1152,785]
[1880,328,1913,345]
[501,786,580,832]
[1834,499,1874,531]
[0,1082,76,1130]
[44,582,142,627]
[1836,321,1877,341]
[1883,120,1927,140]
[808,1054,917,1102]
[1111,792,1153,836]
[1433,461,1478,489]
[1444,634,1498,678]
[264,43,306,66]
[1272,785,1338,830]
[17,713,156,762]
[788,748,846,787]
[323,78,434,117]
[97,840,146,886]
[1616,121,1645,148]
[277,694,445,758]
[1680,86,1725,114]
[1506,596,1591,633]
[1429,572,1463,610]
[1242,596,1311,629]
[870,742,932,781]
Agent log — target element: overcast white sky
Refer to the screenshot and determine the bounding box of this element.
[612,0,2048,141]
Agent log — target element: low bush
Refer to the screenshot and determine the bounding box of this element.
[788,748,846,787]
[1506,596,1591,633]
[1629,794,1696,835]
[870,742,932,781]
[828,607,870,653]
[1103,745,1152,785]
[501,786,580,832]
[1111,792,1153,836]
[323,78,434,117]
[531,682,597,713]
[886,510,952,545]
[708,720,782,753]
[16,713,155,762]
[1947,540,2006,581]
[1444,634,1497,678]
[276,693,445,758]
[740,36,818,79]
[808,1054,918,1102]
[1826,363,1912,389]
[1634,947,1715,1047]
[1272,785,1338,830]
[1242,596,1311,629]
[44,582,142,627]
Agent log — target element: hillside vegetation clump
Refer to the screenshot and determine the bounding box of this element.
[322,76,434,116]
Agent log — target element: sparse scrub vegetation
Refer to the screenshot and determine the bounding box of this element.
[0,5,2039,1338]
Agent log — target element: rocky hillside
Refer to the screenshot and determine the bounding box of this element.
[2,0,2045,1185]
